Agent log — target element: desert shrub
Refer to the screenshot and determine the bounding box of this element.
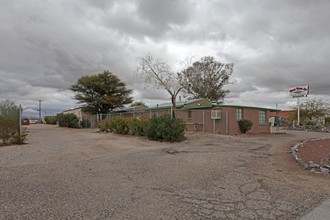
[12,132,28,145]
[96,120,111,132]
[0,100,20,145]
[44,116,57,125]
[0,116,16,145]
[144,114,186,142]
[238,119,253,133]
[108,116,129,134]
[57,113,80,128]
[303,120,321,130]
[127,116,148,136]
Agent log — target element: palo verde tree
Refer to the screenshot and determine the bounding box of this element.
[181,56,233,103]
[71,71,133,114]
[137,55,184,118]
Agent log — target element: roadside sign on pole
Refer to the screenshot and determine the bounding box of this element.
[289,86,309,98]
[289,85,309,126]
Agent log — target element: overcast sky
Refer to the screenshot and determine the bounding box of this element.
[1,0,329,117]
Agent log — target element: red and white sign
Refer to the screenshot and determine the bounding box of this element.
[289,85,309,98]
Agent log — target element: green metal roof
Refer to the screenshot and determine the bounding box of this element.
[144,105,184,111]
[112,97,280,112]
[181,104,213,110]
[212,104,279,112]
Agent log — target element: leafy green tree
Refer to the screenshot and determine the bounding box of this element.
[181,56,233,103]
[71,71,133,114]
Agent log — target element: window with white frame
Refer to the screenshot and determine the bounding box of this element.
[237,108,243,121]
[259,110,266,124]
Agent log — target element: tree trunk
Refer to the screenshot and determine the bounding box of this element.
[171,95,177,118]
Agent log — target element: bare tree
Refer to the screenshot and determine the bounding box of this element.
[136,55,183,118]
[290,98,329,123]
[181,56,233,103]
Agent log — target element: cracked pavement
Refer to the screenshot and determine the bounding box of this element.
[0,125,329,219]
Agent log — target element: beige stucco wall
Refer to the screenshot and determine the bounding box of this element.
[63,108,90,122]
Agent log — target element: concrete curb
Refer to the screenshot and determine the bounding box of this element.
[300,199,330,220]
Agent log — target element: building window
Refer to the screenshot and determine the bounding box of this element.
[188,110,192,119]
[259,110,266,125]
[237,109,243,121]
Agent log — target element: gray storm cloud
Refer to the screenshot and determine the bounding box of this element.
[0,0,329,117]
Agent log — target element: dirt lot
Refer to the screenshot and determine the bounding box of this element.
[0,124,329,219]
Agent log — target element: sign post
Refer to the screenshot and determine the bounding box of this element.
[297,97,300,126]
[289,86,309,126]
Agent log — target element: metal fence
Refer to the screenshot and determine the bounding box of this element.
[81,109,229,134]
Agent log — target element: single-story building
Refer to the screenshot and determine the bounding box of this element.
[62,107,91,122]
[62,99,278,134]
[132,98,278,134]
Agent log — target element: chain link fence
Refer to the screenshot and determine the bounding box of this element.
[81,109,229,134]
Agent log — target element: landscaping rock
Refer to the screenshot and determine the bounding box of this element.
[297,158,308,168]
[308,161,320,169]
[166,150,178,155]
[320,167,329,174]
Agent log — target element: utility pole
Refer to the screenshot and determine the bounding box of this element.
[276,103,279,132]
[38,100,42,123]
[19,105,22,136]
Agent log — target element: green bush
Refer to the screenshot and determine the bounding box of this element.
[12,132,28,145]
[108,116,129,134]
[0,100,27,146]
[96,120,111,132]
[238,119,253,133]
[97,116,148,135]
[303,120,321,130]
[144,114,186,142]
[127,116,148,136]
[44,116,57,125]
[57,113,81,128]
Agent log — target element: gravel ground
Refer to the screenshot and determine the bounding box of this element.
[0,124,329,219]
